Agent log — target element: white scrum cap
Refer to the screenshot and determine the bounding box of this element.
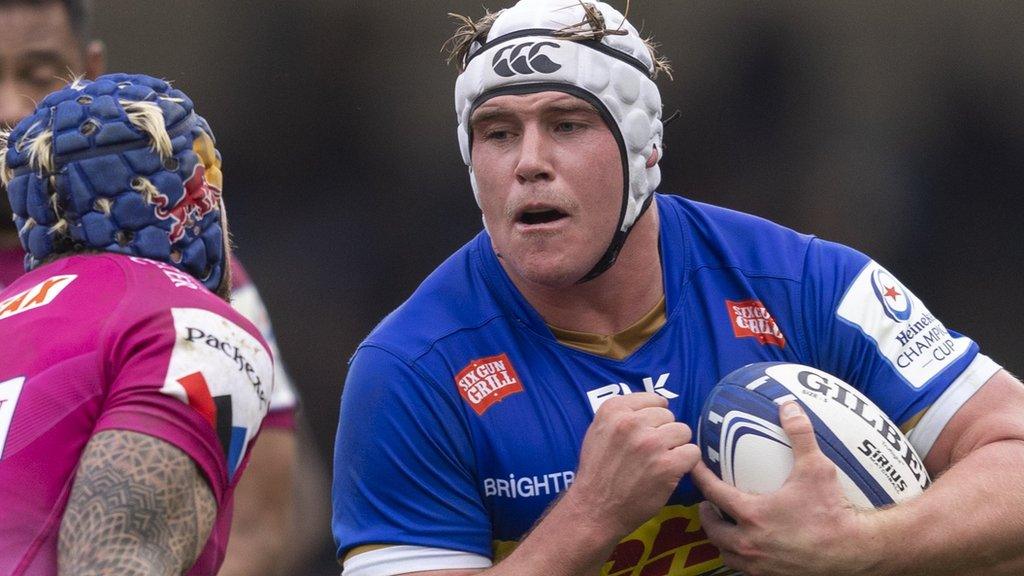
[454,0,664,281]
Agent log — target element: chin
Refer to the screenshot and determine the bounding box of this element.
[508,253,589,289]
[495,234,597,287]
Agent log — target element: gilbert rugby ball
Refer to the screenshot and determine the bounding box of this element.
[697,362,930,508]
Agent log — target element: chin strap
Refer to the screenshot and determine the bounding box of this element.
[576,193,654,284]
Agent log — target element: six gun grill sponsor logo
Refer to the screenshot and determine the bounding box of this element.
[837,261,970,389]
[726,299,786,347]
[455,353,524,415]
[492,41,562,77]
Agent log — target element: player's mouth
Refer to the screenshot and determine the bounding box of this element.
[515,205,570,230]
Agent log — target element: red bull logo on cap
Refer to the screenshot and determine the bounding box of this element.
[152,162,221,244]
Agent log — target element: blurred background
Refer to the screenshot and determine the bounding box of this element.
[91,1,1023,573]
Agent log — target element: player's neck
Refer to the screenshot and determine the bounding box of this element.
[513,208,664,336]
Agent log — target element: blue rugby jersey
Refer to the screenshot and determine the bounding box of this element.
[333,193,998,575]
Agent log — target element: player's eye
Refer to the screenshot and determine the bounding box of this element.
[554,121,582,133]
[19,63,62,89]
[481,128,510,142]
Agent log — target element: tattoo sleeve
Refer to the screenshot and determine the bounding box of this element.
[58,430,218,576]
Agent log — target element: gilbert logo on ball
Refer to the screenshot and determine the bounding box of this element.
[698,362,930,509]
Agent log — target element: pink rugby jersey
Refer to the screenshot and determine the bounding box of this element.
[0,247,297,428]
[0,253,274,575]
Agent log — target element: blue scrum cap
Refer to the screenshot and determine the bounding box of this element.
[0,73,226,291]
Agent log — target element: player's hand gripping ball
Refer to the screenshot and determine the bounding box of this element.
[697,362,930,508]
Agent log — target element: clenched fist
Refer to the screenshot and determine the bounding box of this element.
[567,392,701,540]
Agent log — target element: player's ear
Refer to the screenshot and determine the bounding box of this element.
[84,40,106,80]
[646,145,659,168]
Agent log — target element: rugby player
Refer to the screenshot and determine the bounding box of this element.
[0,74,271,574]
[332,1,1024,575]
[0,2,324,573]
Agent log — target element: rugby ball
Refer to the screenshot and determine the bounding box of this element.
[697,362,930,508]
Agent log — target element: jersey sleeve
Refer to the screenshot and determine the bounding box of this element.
[333,344,491,561]
[230,280,298,429]
[800,238,1001,457]
[94,303,274,504]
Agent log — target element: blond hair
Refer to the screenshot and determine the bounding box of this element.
[443,1,672,79]
[0,93,180,242]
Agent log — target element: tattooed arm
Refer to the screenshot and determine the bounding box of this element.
[58,430,218,576]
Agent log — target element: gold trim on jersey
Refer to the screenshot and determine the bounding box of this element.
[494,503,727,575]
[343,543,391,563]
[549,296,667,360]
[900,406,929,435]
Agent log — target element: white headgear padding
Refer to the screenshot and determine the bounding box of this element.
[455,0,663,235]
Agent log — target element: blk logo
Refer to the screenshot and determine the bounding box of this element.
[492,42,561,77]
[587,373,677,413]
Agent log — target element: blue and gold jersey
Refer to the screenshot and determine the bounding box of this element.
[333,194,999,575]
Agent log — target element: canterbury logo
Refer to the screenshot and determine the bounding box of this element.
[492,42,561,77]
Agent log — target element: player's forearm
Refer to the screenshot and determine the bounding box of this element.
[59,430,217,575]
[470,395,697,576]
[478,487,626,576]
[867,439,1024,575]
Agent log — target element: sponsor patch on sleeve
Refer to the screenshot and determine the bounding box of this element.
[0,275,76,320]
[230,284,298,411]
[836,261,971,389]
[455,353,524,416]
[160,308,273,478]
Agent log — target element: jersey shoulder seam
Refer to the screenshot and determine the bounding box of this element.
[363,311,510,364]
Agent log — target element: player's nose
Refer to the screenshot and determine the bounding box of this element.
[514,125,553,184]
